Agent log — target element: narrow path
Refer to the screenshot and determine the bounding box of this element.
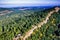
[13,7,60,40]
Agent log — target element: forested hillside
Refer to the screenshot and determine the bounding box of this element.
[0,7,60,40]
[27,10,60,40]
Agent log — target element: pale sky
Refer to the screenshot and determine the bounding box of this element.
[0,0,60,7]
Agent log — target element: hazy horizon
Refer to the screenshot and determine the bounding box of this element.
[0,0,60,8]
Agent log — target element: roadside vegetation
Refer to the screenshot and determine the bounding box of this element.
[27,10,60,40]
[0,7,59,40]
[0,10,47,40]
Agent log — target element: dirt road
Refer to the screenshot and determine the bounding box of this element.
[13,7,60,40]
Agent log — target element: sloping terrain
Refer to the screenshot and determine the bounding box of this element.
[26,8,60,40]
[0,7,50,40]
[15,7,60,40]
[0,7,60,40]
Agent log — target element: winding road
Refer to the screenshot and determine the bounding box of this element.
[13,7,60,40]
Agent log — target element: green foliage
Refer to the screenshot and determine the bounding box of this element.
[0,8,50,40]
[27,11,60,40]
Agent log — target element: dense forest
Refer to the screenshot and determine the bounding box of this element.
[27,10,60,40]
[0,7,60,40]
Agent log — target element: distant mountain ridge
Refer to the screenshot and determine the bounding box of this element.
[0,6,55,11]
